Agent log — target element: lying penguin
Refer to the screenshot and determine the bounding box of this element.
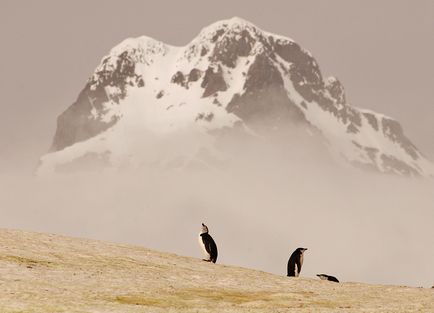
[198,223,218,263]
[317,274,339,283]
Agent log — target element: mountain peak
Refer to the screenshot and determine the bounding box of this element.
[202,16,257,32]
[196,17,295,43]
[108,35,171,57]
[39,18,434,177]
[194,17,274,47]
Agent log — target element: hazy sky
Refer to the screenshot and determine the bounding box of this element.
[0,0,433,172]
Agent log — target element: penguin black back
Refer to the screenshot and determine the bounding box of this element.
[287,247,307,277]
[199,223,218,263]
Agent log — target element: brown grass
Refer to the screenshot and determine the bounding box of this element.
[114,288,334,309]
[0,255,54,267]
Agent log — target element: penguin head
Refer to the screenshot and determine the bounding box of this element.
[297,247,308,254]
[201,223,209,234]
[317,274,328,280]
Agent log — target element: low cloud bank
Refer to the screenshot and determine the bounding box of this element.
[1,133,433,287]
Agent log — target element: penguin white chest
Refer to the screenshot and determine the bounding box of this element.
[295,254,304,277]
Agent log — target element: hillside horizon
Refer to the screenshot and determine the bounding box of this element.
[0,228,432,312]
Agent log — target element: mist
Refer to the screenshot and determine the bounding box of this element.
[1,130,433,288]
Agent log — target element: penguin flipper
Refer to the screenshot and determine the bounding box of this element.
[287,258,295,276]
[201,233,217,263]
[206,235,218,263]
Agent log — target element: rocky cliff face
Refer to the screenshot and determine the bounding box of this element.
[40,17,433,176]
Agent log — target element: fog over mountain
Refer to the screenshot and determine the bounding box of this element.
[1,2,433,289]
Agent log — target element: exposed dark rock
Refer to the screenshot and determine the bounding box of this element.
[273,40,363,133]
[315,102,363,132]
[211,30,255,68]
[316,96,337,114]
[156,90,164,99]
[343,109,362,134]
[90,51,143,97]
[51,87,119,152]
[381,154,419,176]
[213,98,222,106]
[200,47,208,56]
[352,141,362,149]
[347,123,359,134]
[342,108,362,127]
[227,87,305,129]
[211,29,225,42]
[195,112,214,122]
[365,146,379,163]
[244,54,283,90]
[227,54,305,129]
[274,40,323,101]
[171,71,186,87]
[137,77,145,87]
[351,160,379,172]
[382,118,419,160]
[195,113,204,121]
[363,112,379,131]
[325,77,346,105]
[204,113,214,122]
[51,50,146,151]
[201,65,227,97]
[172,69,202,89]
[188,68,202,82]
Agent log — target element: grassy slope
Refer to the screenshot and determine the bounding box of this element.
[0,229,432,313]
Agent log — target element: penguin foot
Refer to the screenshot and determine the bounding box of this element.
[202,259,212,262]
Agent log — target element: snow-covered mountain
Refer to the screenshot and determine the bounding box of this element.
[38,17,434,176]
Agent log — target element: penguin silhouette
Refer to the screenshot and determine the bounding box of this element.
[198,223,218,263]
[287,247,307,277]
[317,274,339,283]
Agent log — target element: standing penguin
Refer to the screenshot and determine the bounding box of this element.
[287,248,307,277]
[198,223,218,263]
